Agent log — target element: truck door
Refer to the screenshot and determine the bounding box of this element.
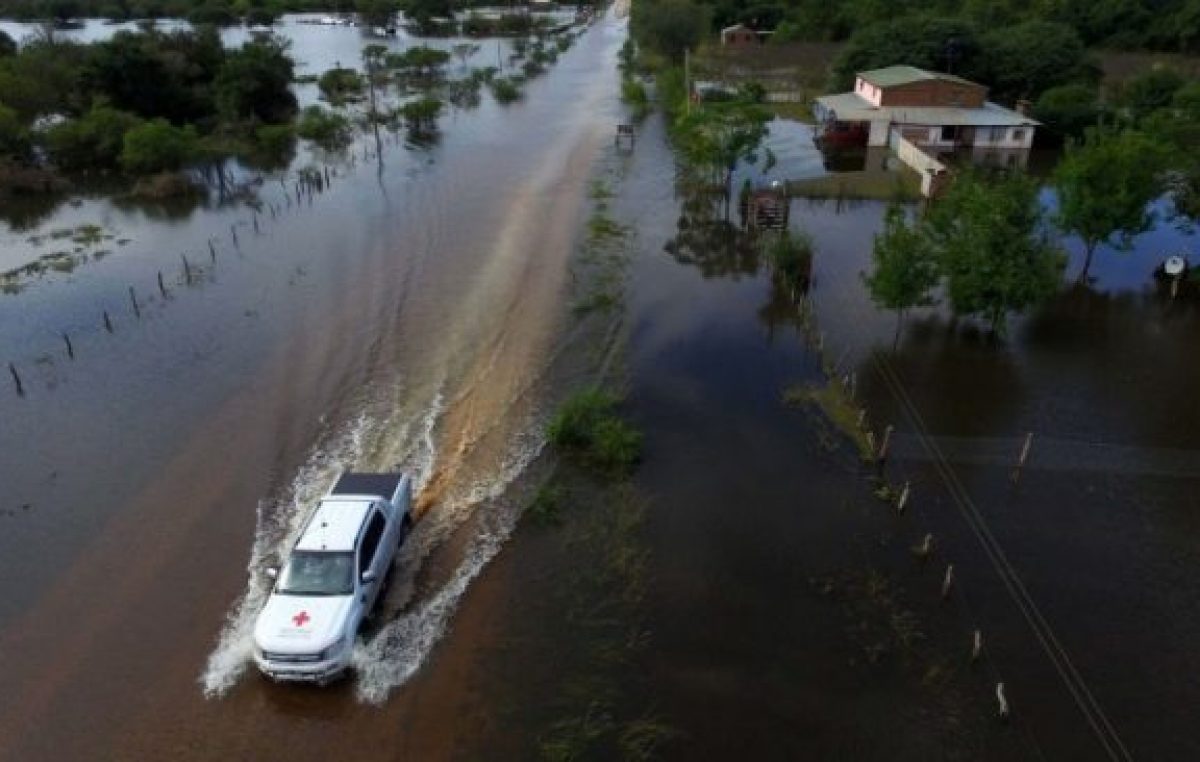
[357,509,389,611]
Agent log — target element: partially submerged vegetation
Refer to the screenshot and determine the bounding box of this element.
[0,26,297,192]
[547,388,643,474]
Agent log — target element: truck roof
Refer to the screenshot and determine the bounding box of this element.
[331,472,403,499]
[294,499,373,552]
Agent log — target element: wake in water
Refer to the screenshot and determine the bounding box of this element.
[200,387,444,697]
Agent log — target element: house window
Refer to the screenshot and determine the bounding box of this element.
[1012,128,1025,142]
[941,125,959,141]
[989,126,1005,142]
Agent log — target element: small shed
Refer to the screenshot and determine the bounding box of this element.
[720,24,761,46]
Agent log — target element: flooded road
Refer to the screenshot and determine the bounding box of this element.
[5,10,1200,761]
[0,13,622,761]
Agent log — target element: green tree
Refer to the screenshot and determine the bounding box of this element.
[357,0,397,28]
[674,99,772,216]
[630,0,711,63]
[0,30,16,58]
[979,21,1090,102]
[318,66,365,105]
[404,0,451,31]
[399,95,442,132]
[187,2,238,26]
[831,16,981,90]
[864,203,939,346]
[925,170,1063,333]
[214,35,296,124]
[44,104,142,169]
[387,45,450,85]
[1033,83,1105,140]
[295,104,351,149]
[1053,127,1168,279]
[120,118,197,173]
[1121,67,1184,122]
[0,103,30,159]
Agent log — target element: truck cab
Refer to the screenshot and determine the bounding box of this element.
[253,472,412,684]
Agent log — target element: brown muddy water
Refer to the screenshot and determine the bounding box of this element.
[3,13,1200,762]
[0,12,625,762]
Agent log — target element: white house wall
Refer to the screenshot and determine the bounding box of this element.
[867,119,891,146]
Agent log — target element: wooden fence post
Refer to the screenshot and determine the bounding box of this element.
[9,362,24,396]
[1011,432,1034,483]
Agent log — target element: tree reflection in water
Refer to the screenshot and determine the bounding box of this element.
[664,187,813,339]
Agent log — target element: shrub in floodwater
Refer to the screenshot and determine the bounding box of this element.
[296,105,352,150]
[489,76,524,104]
[548,389,642,472]
[317,67,365,105]
[526,482,566,526]
[763,231,813,291]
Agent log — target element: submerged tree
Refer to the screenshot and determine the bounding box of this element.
[925,170,1064,335]
[1053,126,1168,280]
[674,99,771,218]
[864,203,939,348]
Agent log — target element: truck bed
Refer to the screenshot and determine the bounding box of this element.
[330,472,405,501]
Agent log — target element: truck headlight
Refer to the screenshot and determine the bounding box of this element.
[317,638,345,661]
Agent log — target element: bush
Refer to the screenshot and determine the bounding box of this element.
[1034,83,1105,140]
[295,105,351,149]
[187,2,238,26]
[400,96,443,130]
[526,482,565,526]
[0,103,30,159]
[489,76,523,104]
[763,231,813,290]
[120,118,197,173]
[318,66,365,104]
[45,106,143,171]
[547,389,642,472]
[252,122,295,165]
[244,7,278,26]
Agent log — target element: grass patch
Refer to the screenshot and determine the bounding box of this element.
[784,381,873,460]
[527,482,567,526]
[490,76,524,104]
[766,99,816,124]
[548,389,643,473]
[786,171,921,203]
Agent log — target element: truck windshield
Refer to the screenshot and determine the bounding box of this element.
[276,551,355,596]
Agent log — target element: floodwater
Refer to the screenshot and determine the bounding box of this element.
[615,110,1200,759]
[4,10,1200,762]
[0,11,623,761]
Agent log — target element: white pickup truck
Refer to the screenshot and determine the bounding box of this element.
[253,472,413,684]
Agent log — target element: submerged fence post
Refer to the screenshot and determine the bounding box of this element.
[913,532,933,559]
[103,310,114,333]
[941,564,955,600]
[158,271,167,297]
[877,424,894,464]
[971,629,983,663]
[62,332,74,360]
[895,481,910,514]
[181,254,192,285]
[9,362,24,397]
[208,239,216,262]
[996,682,1010,720]
[129,286,141,319]
[1011,432,1034,484]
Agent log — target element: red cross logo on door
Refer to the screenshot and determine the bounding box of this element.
[292,610,311,627]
